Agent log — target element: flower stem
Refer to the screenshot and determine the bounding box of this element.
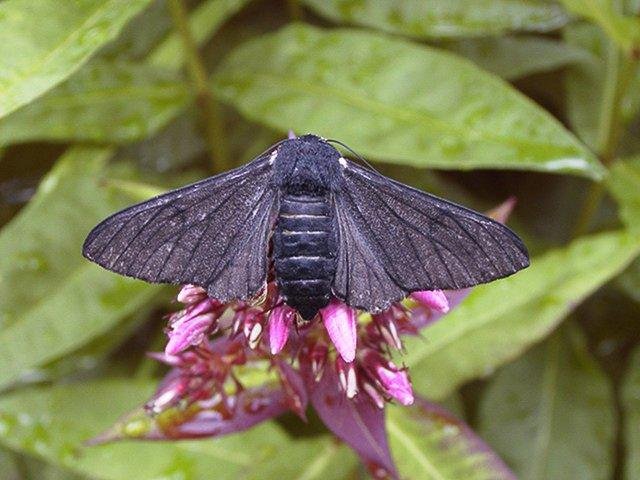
[168,0,228,173]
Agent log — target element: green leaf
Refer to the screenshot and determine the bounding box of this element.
[0,0,153,118]
[148,0,253,70]
[301,0,569,39]
[403,230,640,400]
[213,24,603,179]
[607,156,640,231]
[0,149,161,390]
[564,23,609,151]
[387,401,515,480]
[559,0,640,53]
[622,345,640,480]
[0,61,191,146]
[0,380,357,480]
[564,22,637,153]
[477,325,615,480]
[446,36,593,80]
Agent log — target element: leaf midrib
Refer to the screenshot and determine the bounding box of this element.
[293,441,341,480]
[387,418,447,480]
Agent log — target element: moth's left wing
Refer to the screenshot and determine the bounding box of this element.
[83,153,278,302]
[333,161,529,312]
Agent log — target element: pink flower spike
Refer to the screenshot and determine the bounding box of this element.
[269,304,295,354]
[411,290,450,313]
[362,349,414,406]
[321,300,357,362]
[165,312,217,355]
[288,130,297,139]
[377,364,414,405]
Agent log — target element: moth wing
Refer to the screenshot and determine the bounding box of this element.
[333,160,529,312]
[83,153,277,302]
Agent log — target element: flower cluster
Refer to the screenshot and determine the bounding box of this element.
[158,283,456,411]
[92,201,514,479]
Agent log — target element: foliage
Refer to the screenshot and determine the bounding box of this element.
[0,0,639,479]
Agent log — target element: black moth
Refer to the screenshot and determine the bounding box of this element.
[83,134,529,321]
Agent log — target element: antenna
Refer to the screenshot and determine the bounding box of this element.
[326,139,380,173]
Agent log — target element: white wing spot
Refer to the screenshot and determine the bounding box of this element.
[268,150,278,165]
[338,157,348,169]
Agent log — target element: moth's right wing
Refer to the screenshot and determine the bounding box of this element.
[332,160,529,313]
[83,153,278,302]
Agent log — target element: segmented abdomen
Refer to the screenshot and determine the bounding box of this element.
[273,193,338,320]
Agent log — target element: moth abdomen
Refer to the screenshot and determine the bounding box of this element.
[273,193,338,320]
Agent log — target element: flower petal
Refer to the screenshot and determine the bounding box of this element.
[176,284,207,304]
[321,300,357,362]
[269,304,295,354]
[411,290,449,313]
[165,312,217,355]
[376,364,414,406]
[409,289,471,330]
[302,361,399,479]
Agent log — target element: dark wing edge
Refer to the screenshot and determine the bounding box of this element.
[83,153,278,302]
[332,160,529,313]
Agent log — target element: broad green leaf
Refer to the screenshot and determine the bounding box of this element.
[301,0,569,39]
[0,149,161,390]
[446,36,593,80]
[559,0,640,53]
[213,24,604,179]
[607,156,640,231]
[0,61,191,146]
[404,230,640,400]
[478,325,615,480]
[387,400,515,480]
[0,380,357,480]
[0,0,153,118]
[0,0,253,146]
[622,345,640,480]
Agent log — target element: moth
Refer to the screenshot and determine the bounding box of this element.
[83,134,529,321]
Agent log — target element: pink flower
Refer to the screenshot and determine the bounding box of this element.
[411,289,450,313]
[321,300,357,362]
[361,349,414,406]
[165,286,224,355]
[269,304,295,354]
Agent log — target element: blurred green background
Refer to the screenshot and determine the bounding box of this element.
[0,0,639,479]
